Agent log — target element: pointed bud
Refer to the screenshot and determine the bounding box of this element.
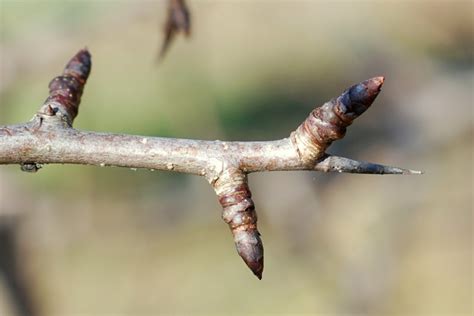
[337,76,384,119]
[291,77,385,165]
[214,170,264,279]
[43,49,92,123]
[234,230,264,279]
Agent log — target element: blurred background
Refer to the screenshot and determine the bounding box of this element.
[0,0,472,315]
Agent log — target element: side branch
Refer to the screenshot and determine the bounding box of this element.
[0,128,418,176]
[0,49,421,279]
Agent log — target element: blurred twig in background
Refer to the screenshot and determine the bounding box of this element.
[158,0,191,60]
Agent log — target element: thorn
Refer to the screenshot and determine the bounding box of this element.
[314,154,423,175]
[403,169,424,175]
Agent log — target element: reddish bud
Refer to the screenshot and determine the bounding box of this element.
[291,77,385,164]
[216,176,264,279]
[44,49,91,122]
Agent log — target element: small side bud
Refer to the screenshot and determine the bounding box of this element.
[20,163,42,173]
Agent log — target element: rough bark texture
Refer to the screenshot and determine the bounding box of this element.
[0,49,421,278]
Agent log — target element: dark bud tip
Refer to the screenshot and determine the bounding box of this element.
[234,230,264,279]
[339,76,385,118]
[64,49,92,81]
[361,76,384,102]
[350,76,384,106]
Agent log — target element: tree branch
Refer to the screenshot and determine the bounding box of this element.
[0,49,421,279]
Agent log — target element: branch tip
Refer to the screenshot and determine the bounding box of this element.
[403,169,424,175]
[314,155,423,175]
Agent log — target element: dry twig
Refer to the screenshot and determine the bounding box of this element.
[0,50,421,279]
[158,0,191,60]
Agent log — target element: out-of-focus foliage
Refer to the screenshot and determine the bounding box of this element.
[0,1,472,315]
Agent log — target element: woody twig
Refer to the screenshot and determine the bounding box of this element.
[0,49,421,279]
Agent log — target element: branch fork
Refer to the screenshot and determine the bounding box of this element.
[0,49,422,279]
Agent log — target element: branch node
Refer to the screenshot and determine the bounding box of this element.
[44,104,58,116]
[37,101,73,126]
[205,157,225,185]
